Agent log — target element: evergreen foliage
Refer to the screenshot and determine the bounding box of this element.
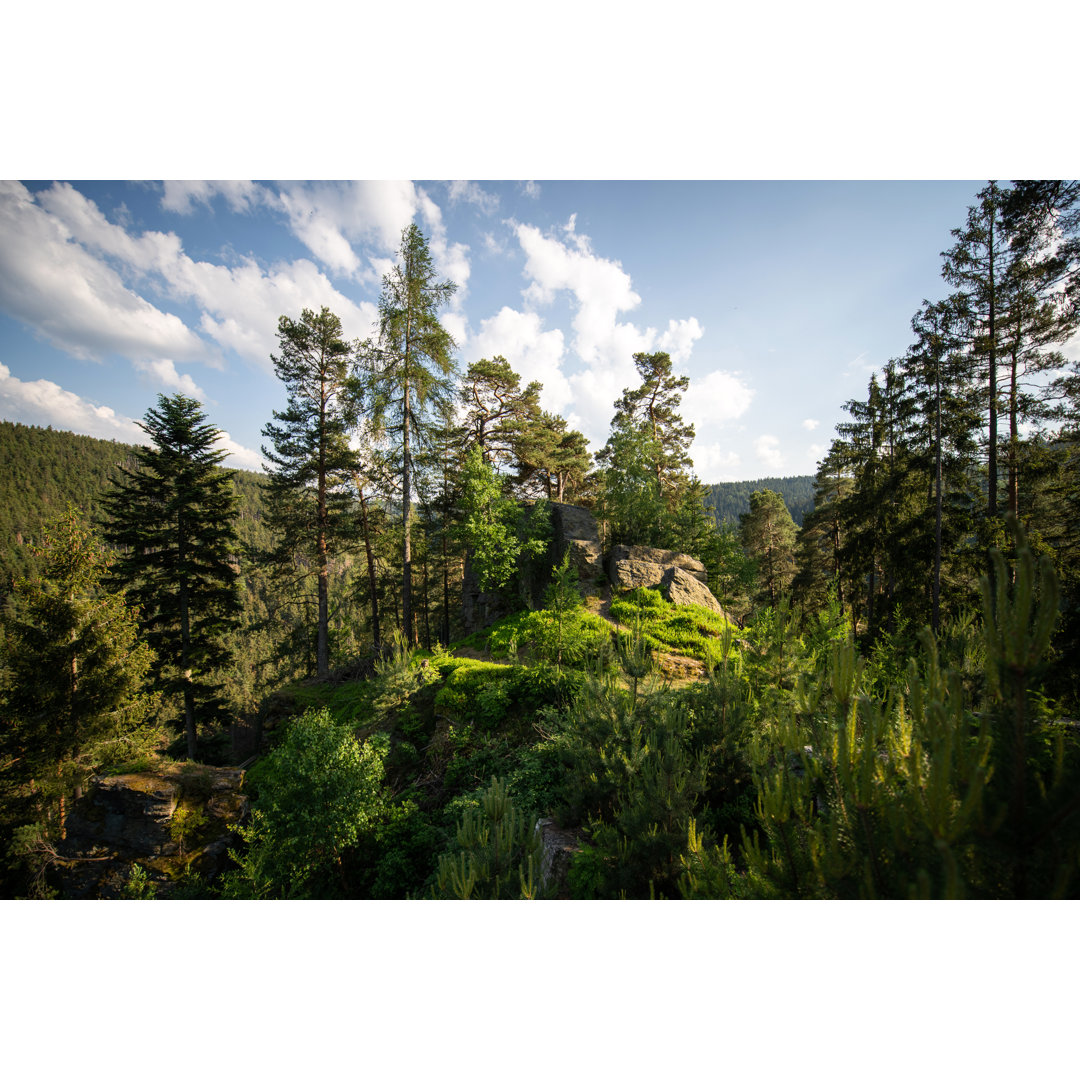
[103,394,241,759]
[261,307,360,679]
[364,225,458,645]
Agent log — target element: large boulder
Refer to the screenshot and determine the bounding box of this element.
[607,544,709,591]
[660,566,725,613]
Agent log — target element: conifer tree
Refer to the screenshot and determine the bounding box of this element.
[2,507,157,838]
[459,356,542,470]
[515,410,592,502]
[364,225,457,645]
[738,489,798,608]
[941,181,1007,519]
[596,351,695,512]
[261,307,359,680]
[104,394,240,759]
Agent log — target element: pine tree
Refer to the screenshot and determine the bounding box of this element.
[459,356,542,471]
[738,489,798,608]
[365,225,457,645]
[596,351,695,514]
[104,395,240,759]
[261,307,359,680]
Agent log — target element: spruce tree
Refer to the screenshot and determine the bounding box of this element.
[364,225,457,645]
[261,307,359,679]
[104,395,240,759]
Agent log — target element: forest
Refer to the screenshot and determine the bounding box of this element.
[2,182,1079,900]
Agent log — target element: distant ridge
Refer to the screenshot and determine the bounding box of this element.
[703,475,815,527]
[0,419,267,592]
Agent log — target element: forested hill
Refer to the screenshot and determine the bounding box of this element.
[0,420,269,589]
[703,476,815,526]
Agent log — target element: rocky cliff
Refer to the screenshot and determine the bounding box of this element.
[53,763,248,898]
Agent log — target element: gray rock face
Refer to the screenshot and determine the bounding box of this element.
[535,818,583,898]
[660,566,724,613]
[551,503,603,588]
[56,767,249,898]
[64,774,180,857]
[462,502,604,633]
[608,544,709,591]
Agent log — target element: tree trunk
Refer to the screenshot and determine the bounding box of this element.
[987,187,999,519]
[357,483,381,650]
[402,375,415,646]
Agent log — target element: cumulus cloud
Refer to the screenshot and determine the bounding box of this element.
[520,181,541,199]
[465,307,571,413]
[498,217,705,450]
[133,358,205,399]
[161,181,262,215]
[802,418,819,431]
[32,181,377,369]
[272,181,419,279]
[0,361,146,443]
[684,369,755,433]
[446,181,499,215]
[692,442,743,482]
[0,181,207,366]
[754,434,785,471]
[215,430,267,471]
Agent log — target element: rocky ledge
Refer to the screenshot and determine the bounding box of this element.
[55,763,249,898]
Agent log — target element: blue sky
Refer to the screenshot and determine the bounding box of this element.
[0,178,1014,480]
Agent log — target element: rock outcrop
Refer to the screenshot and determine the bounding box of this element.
[550,503,603,590]
[660,566,725,613]
[462,501,604,633]
[608,544,707,589]
[608,544,726,614]
[54,764,248,898]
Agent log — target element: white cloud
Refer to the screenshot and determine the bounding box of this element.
[692,442,743,482]
[658,318,704,363]
[807,442,825,468]
[32,181,378,369]
[504,217,705,450]
[215,430,266,471]
[802,418,819,431]
[520,181,541,199]
[133,358,205,399]
[754,434,785,471]
[446,181,499,215]
[161,181,262,215]
[0,361,146,443]
[273,181,419,278]
[465,306,570,413]
[0,181,208,366]
[684,369,754,433]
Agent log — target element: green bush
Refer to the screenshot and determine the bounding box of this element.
[221,707,388,899]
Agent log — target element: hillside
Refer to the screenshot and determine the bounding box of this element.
[0,420,271,592]
[703,475,815,526]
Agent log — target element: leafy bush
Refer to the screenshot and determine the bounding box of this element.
[221,707,388,898]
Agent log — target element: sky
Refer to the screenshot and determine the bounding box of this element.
[0,178,1000,482]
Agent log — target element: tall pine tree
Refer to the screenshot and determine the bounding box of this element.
[364,225,457,645]
[262,307,359,680]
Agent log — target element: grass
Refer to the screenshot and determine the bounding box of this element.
[609,587,737,669]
